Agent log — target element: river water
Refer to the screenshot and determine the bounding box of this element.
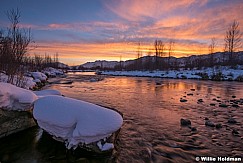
[0,72,243,162]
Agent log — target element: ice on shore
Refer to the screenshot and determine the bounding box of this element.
[0,82,38,111]
[33,95,123,149]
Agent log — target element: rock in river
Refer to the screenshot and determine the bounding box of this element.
[228,118,237,124]
[215,123,222,129]
[180,99,188,102]
[33,95,123,152]
[219,104,228,108]
[198,99,204,103]
[180,118,191,126]
[205,120,215,127]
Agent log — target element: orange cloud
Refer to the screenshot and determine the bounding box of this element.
[105,0,207,21]
[24,0,243,65]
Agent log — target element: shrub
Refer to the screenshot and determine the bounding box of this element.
[235,75,243,82]
[211,72,224,81]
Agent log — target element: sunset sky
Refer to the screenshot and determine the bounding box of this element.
[0,0,243,65]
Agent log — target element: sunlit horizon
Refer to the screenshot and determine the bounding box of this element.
[1,0,242,66]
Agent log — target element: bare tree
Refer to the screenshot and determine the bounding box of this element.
[168,40,175,69]
[209,38,216,54]
[224,20,242,63]
[208,38,216,67]
[154,39,165,69]
[0,9,31,86]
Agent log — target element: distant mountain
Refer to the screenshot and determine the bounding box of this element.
[81,60,121,69]
[57,62,70,69]
[78,51,243,70]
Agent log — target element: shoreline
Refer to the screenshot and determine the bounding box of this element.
[100,68,243,82]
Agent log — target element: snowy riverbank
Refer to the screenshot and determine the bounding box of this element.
[101,66,243,81]
[0,79,123,152]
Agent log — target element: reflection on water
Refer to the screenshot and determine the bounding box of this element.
[0,74,243,162]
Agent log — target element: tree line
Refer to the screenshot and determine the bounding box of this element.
[117,20,242,71]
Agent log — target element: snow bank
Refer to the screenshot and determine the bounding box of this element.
[30,72,47,81]
[0,73,36,89]
[101,66,243,81]
[33,89,62,97]
[0,82,38,111]
[43,67,64,77]
[33,95,123,150]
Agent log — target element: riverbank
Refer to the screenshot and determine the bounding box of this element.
[100,66,243,82]
[0,67,66,139]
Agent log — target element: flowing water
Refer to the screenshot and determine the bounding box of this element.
[0,72,243,162]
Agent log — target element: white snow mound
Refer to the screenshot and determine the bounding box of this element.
[33,95,123,149]
[0,82,38,111]
[31,72,47,81]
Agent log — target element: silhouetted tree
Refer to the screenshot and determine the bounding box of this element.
[154,39,165,69]
[168,40,175,69]
[208,38,216,67]
[0,8,31,85]
[224,20,242,64]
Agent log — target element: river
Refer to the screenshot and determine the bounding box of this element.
[0,72,242,162]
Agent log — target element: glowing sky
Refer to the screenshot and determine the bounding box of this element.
[0,0,243,65]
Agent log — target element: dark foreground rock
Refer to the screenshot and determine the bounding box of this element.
[0,109,36,139]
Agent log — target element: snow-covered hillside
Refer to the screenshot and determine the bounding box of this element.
[81,60,120,69]
[79,51,243,70]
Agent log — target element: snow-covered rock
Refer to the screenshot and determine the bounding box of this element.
[43,67,64,77]
[0,73,36,89]
[33,89,62,97]
[0,82,38,111]
[33,95,123,150]
[30,72,47,82]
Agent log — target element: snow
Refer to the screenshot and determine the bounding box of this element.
[33,95,123,149]
[42,67,64,77]
[30,72,47,81]
[101,66,243,81]
[0,82,38,111]
[0,73,36,89]
[97,141,114,151]
[33,89,62,97]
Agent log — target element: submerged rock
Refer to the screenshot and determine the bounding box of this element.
[232,129,240,136]
[180,118,191,126]
[228,118,237,124]
[198,99,203,103]
[180,99,187,102]
[219,104,228,108]
[215,123,222,129]
[232,104,239,108]
[156,82,162,85]
[205,120,215,127]
[190,127,197,132]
